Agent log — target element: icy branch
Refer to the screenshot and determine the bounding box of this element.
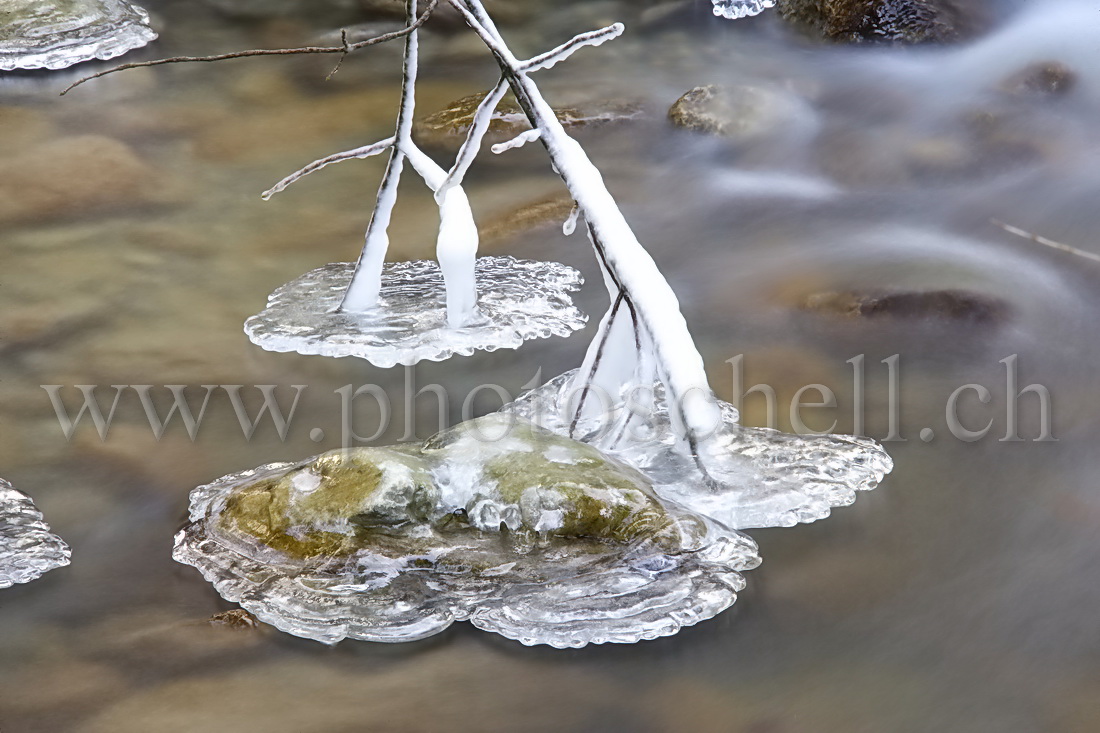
[262,137,395,200]
[520,23,625,73]
[491,129,542,155]
[439,78,510,195]
[341,0,423,312]
[450,0,723,465]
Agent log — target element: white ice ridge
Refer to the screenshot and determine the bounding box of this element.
[244,257,587,367]
[0,0,157,71]
[504,371,894,530]
[0,479,71,589]
[711,0,777,20]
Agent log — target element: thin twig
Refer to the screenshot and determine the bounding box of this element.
[992,219,1100,264]
[326,29,352,80]
[60,0,439,95]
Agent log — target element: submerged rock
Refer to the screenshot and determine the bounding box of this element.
[1000,61,1077,96]
[800,289,1011,325]
[413,92,643,152]
[0,0,157,71]
[668,84,813,143]
[1,479,71,588]
[776,0,978,44]
[173,416,760,647]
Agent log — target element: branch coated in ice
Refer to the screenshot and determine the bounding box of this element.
[491,129,543,155]
[520,23,625,73]
[262,137,396,200]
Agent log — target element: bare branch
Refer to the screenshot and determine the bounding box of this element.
[520,23,625,73]
[60,0,440,96]
[992,219,1100,264]
[262,137,396,200]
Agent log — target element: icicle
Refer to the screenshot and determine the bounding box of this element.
[491,129,543,155]
[562,203,580,236]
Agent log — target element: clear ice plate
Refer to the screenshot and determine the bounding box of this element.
[0,478,71,589]
[0,0,157,71]
[244,257,587,368]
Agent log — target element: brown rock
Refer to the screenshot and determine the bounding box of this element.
[414,91,642,151]
[478,195,576,251]
[799,289,1010,325]
[0,135,171,225]
[668,84,810,143]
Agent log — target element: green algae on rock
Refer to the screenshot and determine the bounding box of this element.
[173,416,760,647]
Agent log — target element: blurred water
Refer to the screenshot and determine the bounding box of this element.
[1,0,1099,731]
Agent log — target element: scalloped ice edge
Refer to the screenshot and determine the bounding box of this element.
[0,5,157,72]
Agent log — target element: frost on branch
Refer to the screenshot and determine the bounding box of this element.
[173,416,761,647]
[0,0,157,71]
[244,257,585,367]
[1,479,71,589]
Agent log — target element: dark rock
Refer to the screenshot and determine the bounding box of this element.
[776,0,982,44]
[800,289,1010,325]
[668,84,811,142]
[1000,61,1077,96]
[207,609,261,630]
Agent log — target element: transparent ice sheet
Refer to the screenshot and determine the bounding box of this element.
[173,417,761,647]
[504,371,893,530]
[0,0,157,71]
[244,257,587,368]
[0,479,71,589]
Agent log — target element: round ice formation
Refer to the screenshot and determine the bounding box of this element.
[173,416,760,647]
[243,257,587,368]
[0,0,157,71]
[711,0,777,20]
[0,479,71,589]
[503,371,893,530]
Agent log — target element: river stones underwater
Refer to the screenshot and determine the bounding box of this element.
[173,415,761,647]
[0,479,71,588]
[0,0,157,71]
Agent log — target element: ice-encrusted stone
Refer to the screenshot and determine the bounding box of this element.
[503,371,893,530]
[0,479,71,589]
[0,0,157,72]
[243,257,587,368]
[172,416,760,647]
[711,0,776,20]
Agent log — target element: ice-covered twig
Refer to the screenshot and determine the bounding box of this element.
[491,129,543,154]
[520,23,625,73]
[450,0,723,467]
[439,78,510,195]
[992,219,1100,264]
[341,0,424,313]
[262,137,396,200]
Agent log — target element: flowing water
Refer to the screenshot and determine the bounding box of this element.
[2,0,1099,730]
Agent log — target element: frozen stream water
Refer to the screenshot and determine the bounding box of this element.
[1,0,1099,730]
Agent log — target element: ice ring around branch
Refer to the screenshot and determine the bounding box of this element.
[1,479,71,589]
[244,256,587,367]
[504,371,893,530]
